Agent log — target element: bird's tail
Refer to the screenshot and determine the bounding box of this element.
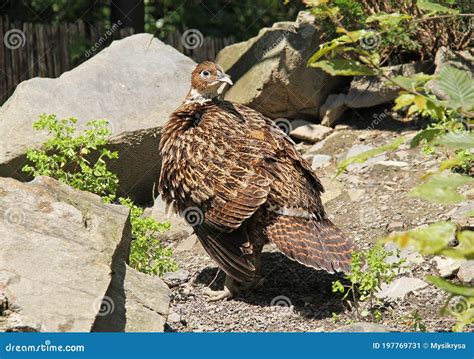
[267,216,353,273]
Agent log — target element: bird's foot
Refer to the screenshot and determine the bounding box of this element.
[203,287,233,302]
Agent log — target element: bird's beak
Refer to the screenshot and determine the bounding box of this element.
[218,73,233,86]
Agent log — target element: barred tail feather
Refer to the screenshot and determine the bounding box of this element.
[267,216,352,273]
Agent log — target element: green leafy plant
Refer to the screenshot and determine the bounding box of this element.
[119,198,177,276]
[403,310,427,332]
[23,114,177,277]
[305,0,473,332]
[332,246,405,321]
[22,114,119,198]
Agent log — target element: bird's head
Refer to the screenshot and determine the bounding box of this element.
[186,61,233,102]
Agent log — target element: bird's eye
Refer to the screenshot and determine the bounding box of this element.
[201,70,211,78]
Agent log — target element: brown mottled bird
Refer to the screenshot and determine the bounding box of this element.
[159,61,352,301]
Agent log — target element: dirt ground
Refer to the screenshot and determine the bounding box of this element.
[158,112,473,333]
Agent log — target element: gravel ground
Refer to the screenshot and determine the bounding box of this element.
[157,117,473,333]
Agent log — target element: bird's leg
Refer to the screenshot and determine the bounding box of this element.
[203,251,263,302]
[203,275,237,302]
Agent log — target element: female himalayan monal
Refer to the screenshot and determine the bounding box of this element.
[159,61,352,301]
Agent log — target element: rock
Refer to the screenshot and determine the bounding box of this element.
[376,277,428,301]
[457,261,474,284]
[290,124,333,144]
[378,160,409,167]
[167,312,182,323]
[395,150,409,160]
[319,93,347,127]
[0,34,196,203]
[383,243,424,266]
[345,62,430,109]
[432,256,466,278]
[0,176,131,332]
[216,11,346,119]
[148,197,196,243]
[335,322,392,332]
[162,269,190,287]
[345,144,374,158]
[335,124,351,131]
[93,264,171,332]
[311,154,331,169]
[176,236,198,252]
[320,177,343,204]
[386,222,405,231]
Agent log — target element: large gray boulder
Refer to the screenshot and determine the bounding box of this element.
[0,34,196,203]
[0,176,170,332]
[216,11,346,120]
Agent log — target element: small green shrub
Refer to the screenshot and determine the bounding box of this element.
[23,114,177,277]
[119,198,177,276]
[332,246,405,321]
[23,114,119,198]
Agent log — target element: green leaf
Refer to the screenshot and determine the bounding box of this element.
[436,66,474,111]
[337,136,405,175]
[310,59,375,76]
[410,128,445,147]
[393,93,416,110]
[417,0,459,14]
[427,276,474,297]
[390,73,433,90]
[436,132,474,150]
[409,173,473,204]
[366,12,411,26]
[466,210,474,217]
[384,221,457,255]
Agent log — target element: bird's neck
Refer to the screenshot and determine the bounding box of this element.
[185,88,216,105]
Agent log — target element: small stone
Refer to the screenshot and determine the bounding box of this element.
[176,235,198,252]
[319,93,347,127]
[167,312,181,323]
[311,154,331,169]
[457,261,474,284]
[395,150,409,160]
[335,124,351,131]
[290,124,333,144]
[383,243,424,267]
[335,322,392,332]
[162,269,190,287]
[378,160,409,167]
[343,144,387,172]
[348,189,365,202]
[376,277,428,301]
[387,222,404,231]
[432,256,466,278]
